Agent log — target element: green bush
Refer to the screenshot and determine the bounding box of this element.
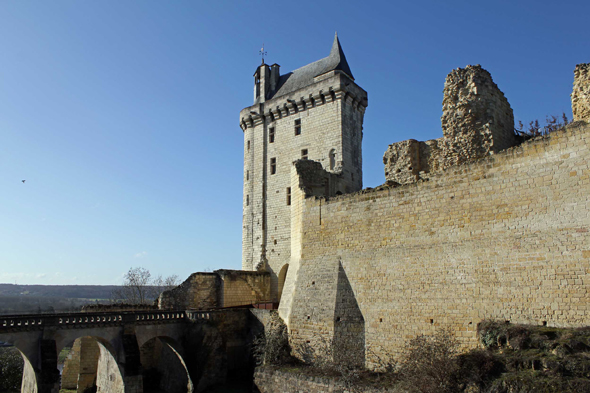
[0,346,23,392]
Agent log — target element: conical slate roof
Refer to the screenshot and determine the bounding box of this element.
[271,33,354,99]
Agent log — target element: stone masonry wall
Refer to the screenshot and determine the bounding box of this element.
[384,65,515,184]
[159,270,271,310]
[278,160,352,326]
[159,272,220,310]
[572,63,590,122]
[218,269,271,307]
[288,123,590,366]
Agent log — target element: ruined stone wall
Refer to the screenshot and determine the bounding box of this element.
[572,63,590,122]
[287,123,590,365]
[159,270,271,310]
[218,269,271,307]
[383,139,444,185]
[441,65,515,164]
[159,272,220,310]
[384,65,515,184]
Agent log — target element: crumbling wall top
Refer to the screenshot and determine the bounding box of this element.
[572,63,590,123]
[384,65,515,184]
[441,64,515,166]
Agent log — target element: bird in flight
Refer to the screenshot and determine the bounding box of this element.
[22,180,25,183]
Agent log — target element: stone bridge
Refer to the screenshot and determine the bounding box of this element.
[0,308,266,393]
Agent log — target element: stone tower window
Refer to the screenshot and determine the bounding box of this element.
[269,127,275,143]
[246,195,249,206]
[301,149,308,160]
[247,140,250,151]
[294,119,301,136]
[329,149,336,170]
[246,170,249,181]
[270,158,276,175]
[286,187,291,205]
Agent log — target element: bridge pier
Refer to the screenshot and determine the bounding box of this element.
[21,339,61,393]
[121,333,143,393]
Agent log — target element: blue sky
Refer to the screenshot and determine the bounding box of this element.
[1,1,588,285]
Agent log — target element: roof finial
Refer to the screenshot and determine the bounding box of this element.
[259,44,267,65]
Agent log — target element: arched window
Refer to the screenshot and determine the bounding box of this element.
[329,149,336,171]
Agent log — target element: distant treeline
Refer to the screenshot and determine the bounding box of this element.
[0,296,104,315]
[0,284,123,315]
[0,283,166,315]
[0,283,119,299]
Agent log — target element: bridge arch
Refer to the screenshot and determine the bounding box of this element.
[0,345,35,393]
[139,336,193,393]
[0,331,47,393]
[59,335,125,393]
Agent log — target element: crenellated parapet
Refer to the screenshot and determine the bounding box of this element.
[240,72,367,131]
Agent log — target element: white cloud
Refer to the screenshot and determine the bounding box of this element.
[134,251,148,258]
[36,273,47,279]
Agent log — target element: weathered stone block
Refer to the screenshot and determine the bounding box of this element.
[383,139,420,184]
[383,138,443,184]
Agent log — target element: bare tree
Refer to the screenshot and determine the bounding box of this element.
[150,274,180,300]
[112,267,179,305]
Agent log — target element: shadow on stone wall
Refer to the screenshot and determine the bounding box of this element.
[333,261,365,367]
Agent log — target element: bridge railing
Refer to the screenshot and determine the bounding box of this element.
[0,307,262,333]
[0,310,188,332]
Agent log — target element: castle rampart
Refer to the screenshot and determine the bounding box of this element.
[286,122,590,364]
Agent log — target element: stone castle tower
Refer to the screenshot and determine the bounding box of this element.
[239,34,368,301]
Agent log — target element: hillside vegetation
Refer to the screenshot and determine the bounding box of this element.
[0,284,119,315]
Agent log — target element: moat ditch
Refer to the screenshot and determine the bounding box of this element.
[253,321,590,393]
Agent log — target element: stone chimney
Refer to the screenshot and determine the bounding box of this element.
[270,63,280,93]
